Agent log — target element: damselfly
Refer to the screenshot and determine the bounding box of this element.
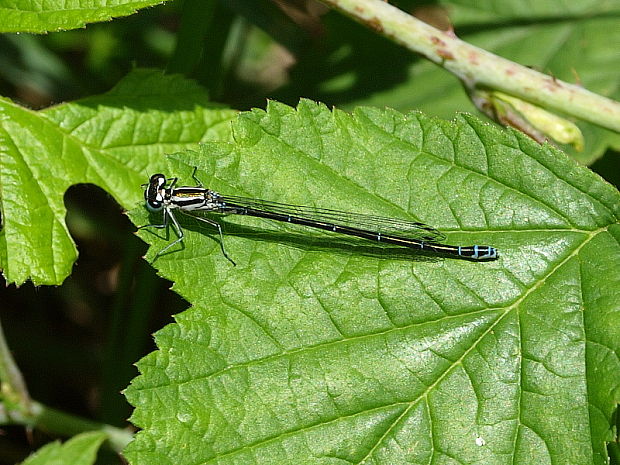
[140,169,499,263]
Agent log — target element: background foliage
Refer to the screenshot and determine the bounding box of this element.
[0,1,618,464]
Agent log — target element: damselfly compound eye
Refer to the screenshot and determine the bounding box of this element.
[146,200,164,212]
[151,174,166,187]
[143,174,167,213]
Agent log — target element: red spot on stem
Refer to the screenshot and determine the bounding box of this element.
[437,49,454,60]
[430,36,446,46]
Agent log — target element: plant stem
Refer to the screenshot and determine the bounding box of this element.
[0,316,31,413]
[36,402,133,453]
[321,0,620,132]
[0,400,133,453]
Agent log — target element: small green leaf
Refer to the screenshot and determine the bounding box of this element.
[0,69,236,286]
[488,90,584,150]
[0,0,167,33]
[19,431,107,465]
[125,101,620,465]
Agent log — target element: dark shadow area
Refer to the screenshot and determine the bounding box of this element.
[0,183,187,464]
[266,9,418,110]
[591,150,620,188]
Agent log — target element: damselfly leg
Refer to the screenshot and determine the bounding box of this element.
[191,166,203,187]
[177,210,236,265]
[139,206,186,258]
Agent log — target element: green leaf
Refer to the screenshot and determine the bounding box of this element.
[124,100,620,465]
[19,431,107,465]
[444,0,620,23]
[0,68,236,286]
[0,0,167,33]
[332,8,620,164]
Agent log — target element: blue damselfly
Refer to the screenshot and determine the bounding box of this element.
[140,170,499,263]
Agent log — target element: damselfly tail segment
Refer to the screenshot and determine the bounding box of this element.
[140,171,499,263]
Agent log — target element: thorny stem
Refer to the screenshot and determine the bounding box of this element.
[321,0,620,132]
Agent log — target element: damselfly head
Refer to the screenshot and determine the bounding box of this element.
[144,174,167,212]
